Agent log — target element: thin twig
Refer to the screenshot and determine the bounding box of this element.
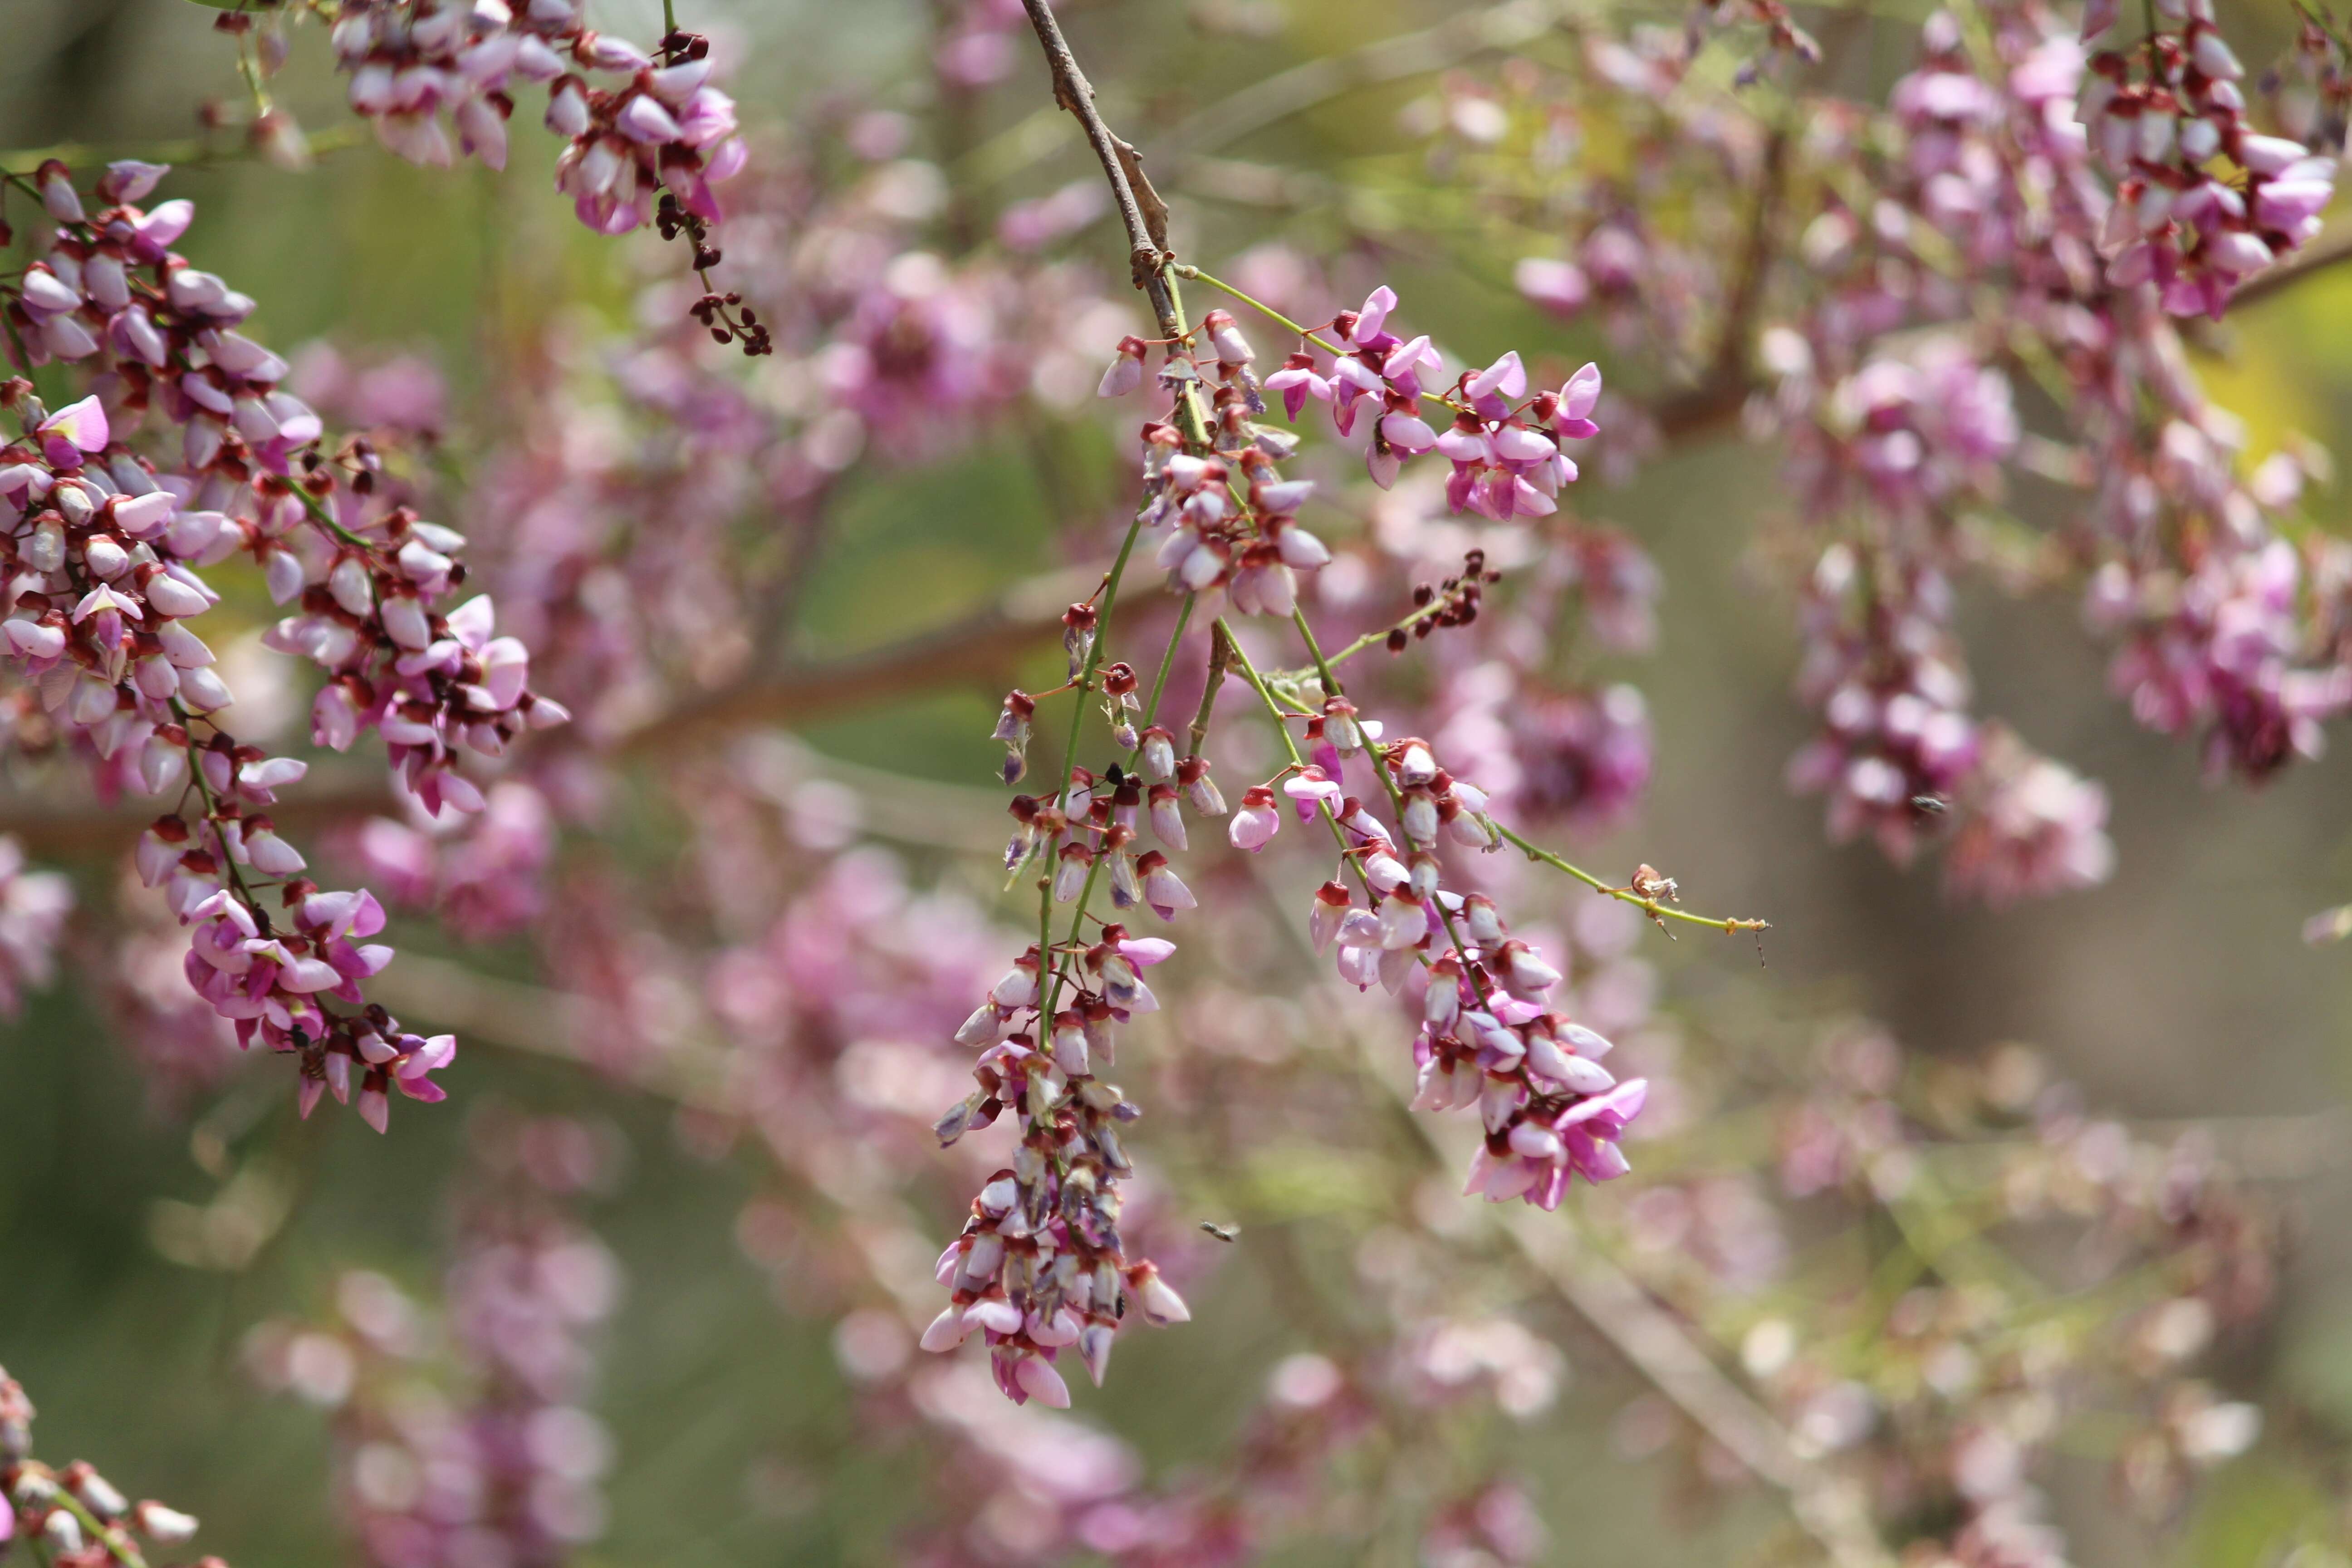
[1159,0,1573,161]
[1018,0,1181,326]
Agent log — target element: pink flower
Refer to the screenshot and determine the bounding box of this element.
[1282,766,1343,819]
[36,396,108,467]
[1230,785,1282,850]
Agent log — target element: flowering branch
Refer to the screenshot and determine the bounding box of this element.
[0,158,573,1128]
[1018,0,1178,312]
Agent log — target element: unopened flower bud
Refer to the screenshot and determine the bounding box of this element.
[1198,309,1252,367]
[1177,755,1225,815]
[1098,335,1149,397]
[132,1500,199,1544]
[1138,725,1177,782]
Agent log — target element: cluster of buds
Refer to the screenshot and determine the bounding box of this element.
[325,0,746,239]
[0,163,564,1123]
[0,1365,213,1565]
[996,707,1225,909]
[1391,551,1502,653]
[2082,0,2341,317]
[1128,425,1332,622]
[929,928,1191,1406]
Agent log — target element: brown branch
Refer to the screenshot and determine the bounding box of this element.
[0,564,1101,855]
[1712,124,1789,387]
[1652,374,1752,443]
[1019,0,1184,328]
[618,560,1096,754]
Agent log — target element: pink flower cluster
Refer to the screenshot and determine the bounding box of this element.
[1436,663,1653,836]
[0,163,564,1125]
[930,920,1195,1407]
[2082,0,2340,318]
[2089,529,2352,781]
[941,274,1669,1406]
[348,778,556,941]
[327,0,746,238]
[1943,725,2114,906]
[1290,734,1646,1213]
[1455,1,2352,896]
[1161,285,1603,512]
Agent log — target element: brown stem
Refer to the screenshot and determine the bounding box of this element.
[1711,124,1789,387]
[1185,620,1234,760]
[1017,0,1181,332]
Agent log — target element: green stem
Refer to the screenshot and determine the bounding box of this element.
[173,698,270,932]
[1139,593,1194,730]
[1037,591,1197,1024]
[0,123,364,178]
[289,481,372,551]
[46,1486,149,1568]
[1490,821,1771,937]
[1176,264,1341,356]
[1035,516,1148,1022]
[1323,600,1451,668]
[1175,263,1460,413]
[1161,272,1213,452]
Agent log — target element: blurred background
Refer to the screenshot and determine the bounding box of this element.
[2,0,2352,1563]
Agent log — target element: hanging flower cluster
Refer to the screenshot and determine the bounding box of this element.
[199,0,766,352]
[2082,0,2339,318]
[919,237,1785,1407]
[0,162,567,1127]
[1426,0,2352,900]
[326,0,747,240]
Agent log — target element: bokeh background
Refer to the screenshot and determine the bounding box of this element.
[2,0,2351,1563]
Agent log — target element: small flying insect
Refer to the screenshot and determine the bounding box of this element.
[1198,1221,1240,1243]
[1910,794,1950,814]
